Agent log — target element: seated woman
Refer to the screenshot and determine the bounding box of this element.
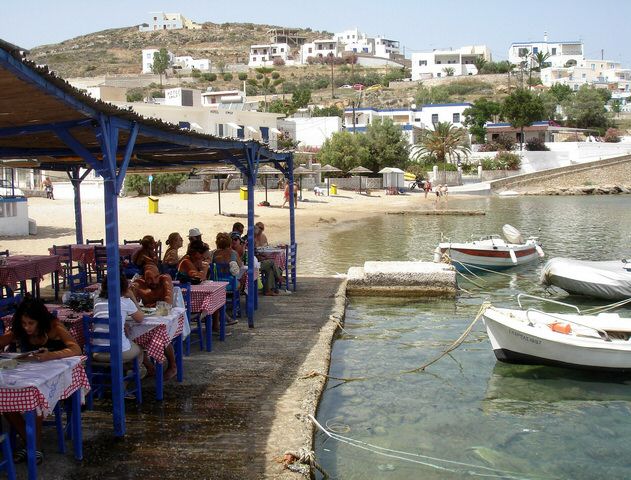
[176,240,210,285]
[162,232,183,268]
[131,235,173,307]
[0,296,82,464]
[254,222,269,248]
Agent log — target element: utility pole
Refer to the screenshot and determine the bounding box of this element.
[329,53,335,99]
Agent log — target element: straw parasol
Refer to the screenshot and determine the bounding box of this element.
[293,165,312,201]
[197,165,241,214]
[257,164,280,204]
[348,166,373,194]
[319,164,342,196]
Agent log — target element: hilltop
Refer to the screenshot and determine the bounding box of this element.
[29,22,328,77]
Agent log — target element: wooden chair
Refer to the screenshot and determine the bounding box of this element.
[52,245,87,293]
[285,243,298,291]
[123,239,141,245]
[84,239,103,281]
[181,283,204,355]
[82,315,143,407]
[85,239,103,245]
[93,245,108,284]
[211,262,241,318]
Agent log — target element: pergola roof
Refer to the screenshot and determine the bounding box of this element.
[0,40,291,173]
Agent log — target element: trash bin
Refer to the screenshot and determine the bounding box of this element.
[240,186,248,200]
[148,196,159,214]
[330,184,338,195]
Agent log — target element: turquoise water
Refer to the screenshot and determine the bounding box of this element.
[314,196,631,479]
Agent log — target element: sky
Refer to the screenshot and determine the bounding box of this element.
[2,0,630,66]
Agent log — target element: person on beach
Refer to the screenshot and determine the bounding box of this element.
[0,297,82,464]
[282,183,290,208]
[42,176,54,199]
[424,180,432,199]
[440,184,449,199]
[293,183,299,207]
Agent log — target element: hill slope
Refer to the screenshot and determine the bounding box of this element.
[29,22,326,77]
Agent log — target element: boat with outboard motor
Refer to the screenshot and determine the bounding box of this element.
[483,294,631,372]
[434,224,544,271]
[541,257,631,300]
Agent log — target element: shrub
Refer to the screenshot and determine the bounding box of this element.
[151,90,164,98]
[604,128,621,143]
[202,73,217,82]
[222,72,233,81]
[525,137,550,151]
[495,152,521,170]
[238,72,248,81]
[124,173,188,196]
[256,73,263,80]
[273,57,285,67]
[191,68,201,78]
[126,88,144,102]
[271,71,281,79]
[445,79,492,96]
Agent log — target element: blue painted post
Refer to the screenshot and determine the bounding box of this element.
[69,167,84,244]
[247,162,256,328]
[288,153,296,255]
[103,175,125,436]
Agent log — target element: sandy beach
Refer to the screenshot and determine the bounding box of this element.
[1,187,464,265]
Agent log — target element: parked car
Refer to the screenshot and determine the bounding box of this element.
[339,84,353,89]
[364,84,383,93]
[0,179,24,197]
[352,83,365,91]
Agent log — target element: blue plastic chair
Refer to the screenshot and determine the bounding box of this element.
[0,295,21,334]
[182,283,204,355]
[82,315,143,406]
[0,434,15,480]
[211,262,241,318]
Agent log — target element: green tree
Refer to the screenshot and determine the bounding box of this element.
[363,118,410,171]
[473,57,487,74]
[549,84,574,103]
[532,51,551,71]
[291,87,311,109]
[317,131,369,171]
[151,48,171,86]
[414,83,450,105]
[312,105,343,117]
[247,67,284,111]
[413,122,470,183]
[502,88,545,150]
[562,85,610,130]
[463,98,501,143]
[538,91,561,122]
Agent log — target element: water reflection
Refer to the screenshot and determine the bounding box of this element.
[315,196,631,480]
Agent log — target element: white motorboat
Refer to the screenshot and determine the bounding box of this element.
[541,257,631,300]
[483,296,631,372]
[434,224,544,271]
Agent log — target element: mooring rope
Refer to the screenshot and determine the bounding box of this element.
[309,415,550,480]
[302,303,491,383]
[282,447,330,479]
[581,297,631,314]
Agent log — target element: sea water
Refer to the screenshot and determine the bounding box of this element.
[313,195,631,479]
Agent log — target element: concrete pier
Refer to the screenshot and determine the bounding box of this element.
[346,261,457,297]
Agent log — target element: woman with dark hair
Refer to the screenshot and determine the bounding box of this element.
[0,296,81,464]
[176,239,210,284]
[130,235,173,307]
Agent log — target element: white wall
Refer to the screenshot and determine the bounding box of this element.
[0,198,29,236]
[282,117,342,147]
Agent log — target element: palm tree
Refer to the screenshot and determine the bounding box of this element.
[532,51,551,71]
[473,57,487,75]
[443,67,455,77]
[412,122,471,183]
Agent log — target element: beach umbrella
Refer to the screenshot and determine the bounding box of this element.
[197,166,241,214]
[319,164,342,196]
[348,166,373,194]
[293,165,312,201]
[257,164,280,204]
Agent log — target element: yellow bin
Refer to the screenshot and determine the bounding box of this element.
[148,196,159,214]
[330,184,338,195]
[240,186,248,200]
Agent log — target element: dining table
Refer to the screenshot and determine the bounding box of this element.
[255,246,287,271]
[188,281,227,352]
[0,254,61,297]
[126,306,188,401]
[0,356,89,480]
[47,244,141,266]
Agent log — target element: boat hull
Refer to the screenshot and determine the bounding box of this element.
[541,257,631,300]
[483,307,631,372]
[439,243,539,271]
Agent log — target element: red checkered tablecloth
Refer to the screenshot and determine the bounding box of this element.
[48,244,96,265]
[0,356,90,416]
[256,247,286,270]
[0,255,62,291]
[188,281,227,314]
[127,309,185,363]
[2,305,87,348]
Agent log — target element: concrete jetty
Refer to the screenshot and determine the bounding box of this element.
[346,261,457,297]
[386,209,485,215]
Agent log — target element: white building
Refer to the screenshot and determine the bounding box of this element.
[139,12,201,32]
[300,39,341,63]
[374,36,400,58]
[343,103,471,146]
[541,58,631,93]
[334,28,400,59]
[85,86,127,103]
[173,56,210,71]
[508,34,584,68]
[142,48,175,74]
[248,43,290,67]
[278,116,342,148]
[334,28,365,44]
[201,90,258,111]
[411,46,491,80]
[164,88,202,107]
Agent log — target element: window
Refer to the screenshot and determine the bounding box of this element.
[218,124,224,136]
[582,73,586,79]
[252,57,256,62]
[436,60,442,64]
[363,47,368,53]
[591,64,595,71]
[453,113,460,123]
[551,48,557,55]
[436,72,441,77]
[419,60,427,66]
[432,114,439,124]
[533,47,539,54]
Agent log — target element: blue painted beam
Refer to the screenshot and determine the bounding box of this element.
[245,144,259,328]
[0,119,93,138]
[288,154,296,259]
[115,122,139,193]
[54,128,104,175]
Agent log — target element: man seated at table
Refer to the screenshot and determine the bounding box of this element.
[131,235,173,307]
[187,227,212,262]
[176,240,210,285]
[0,296,82,465]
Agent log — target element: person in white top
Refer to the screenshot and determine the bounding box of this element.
[92,271,144,362]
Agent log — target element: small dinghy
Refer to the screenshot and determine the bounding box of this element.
[434,224,544,271]
[541,257,631,300]
[483,295,631,372]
